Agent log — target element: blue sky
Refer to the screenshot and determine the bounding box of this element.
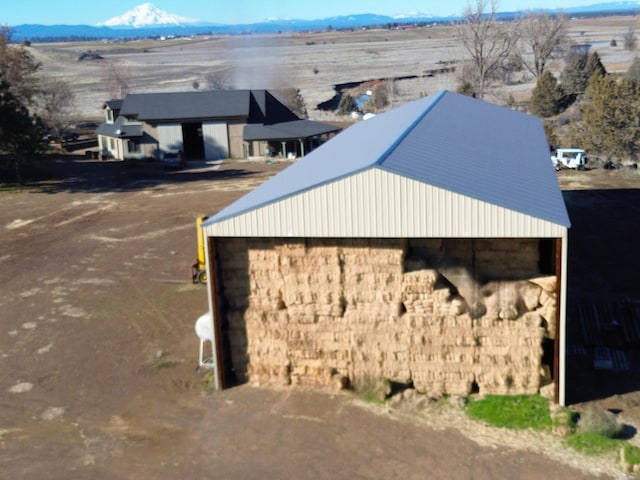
[2,0,601,26]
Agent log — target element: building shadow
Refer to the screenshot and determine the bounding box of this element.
[563,188,640,404]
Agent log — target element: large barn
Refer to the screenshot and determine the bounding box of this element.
[200,90,571,404]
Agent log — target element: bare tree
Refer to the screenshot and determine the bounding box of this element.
[517,11,567,78]
[102,61,130,99]
[623,27,637,51]
[205,72,232,90]
[37,76,76,137]
[457,0,519,99]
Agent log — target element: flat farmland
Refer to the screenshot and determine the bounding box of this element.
[28,15,640,121]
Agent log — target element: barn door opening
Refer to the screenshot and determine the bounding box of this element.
[182,122,204,160]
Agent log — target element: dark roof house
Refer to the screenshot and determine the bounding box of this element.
[96,89,340,161]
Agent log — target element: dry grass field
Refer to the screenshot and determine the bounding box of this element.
[28,15,640,123]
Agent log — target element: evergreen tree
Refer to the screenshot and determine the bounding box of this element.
[0,76,45,183]
[559,49,606,100]
[572,75,640,162]
[529,70,565,117]
[457,81,475,97]
[0,27,41,106]
[584,51,607,80]
[560,50,589,96]
[286,88,308,119]
[338,94,357,115]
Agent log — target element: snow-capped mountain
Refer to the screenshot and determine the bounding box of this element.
[391,12,436,20]
[97,3,196,28]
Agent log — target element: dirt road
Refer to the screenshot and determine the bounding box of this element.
[0,156,627,478]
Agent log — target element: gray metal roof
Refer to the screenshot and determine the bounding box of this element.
[204,89,570,232]
[120,90,251,121]
[103,99,123,111]
[243,119,341,141]
[95,116,145,139]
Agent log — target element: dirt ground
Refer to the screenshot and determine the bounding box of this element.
[1,154,638,479]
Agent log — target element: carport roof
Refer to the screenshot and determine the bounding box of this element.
[205,89,571,230]
[243,119,341,141]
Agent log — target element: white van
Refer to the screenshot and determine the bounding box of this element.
[551,148,586,170]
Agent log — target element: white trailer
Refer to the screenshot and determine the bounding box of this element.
[551,148,586,170]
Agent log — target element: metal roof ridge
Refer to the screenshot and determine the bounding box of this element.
[374,89,447,167]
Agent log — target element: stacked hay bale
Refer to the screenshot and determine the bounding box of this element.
[216,238,556,397]
[474,239,541,278]
[473,312,545,394]
[243,240,291,386]
[402,267,476,395]
[276,240,347,387]
[529,276,558,338]
[341,239,408,386]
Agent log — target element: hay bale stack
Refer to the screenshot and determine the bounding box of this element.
[530,276,557,338]
[401,269,438,314]
[474,239,540,278]
[244,309,291,386]
[338,240,406,384]
[406,313,476,395]
[218,238,555,397]
[278,242,344,316]
[474,312,545,395]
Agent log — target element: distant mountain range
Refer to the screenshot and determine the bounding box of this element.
[10,1,640,42]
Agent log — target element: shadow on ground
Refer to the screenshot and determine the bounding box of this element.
[10,155,276,194]
[564,188,640,404]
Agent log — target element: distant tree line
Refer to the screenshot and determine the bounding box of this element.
[458,0,640,164]
[456,0,568,99]
[527,28,640,163]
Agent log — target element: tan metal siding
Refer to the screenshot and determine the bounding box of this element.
[227,120,246,159]
[204,169,567,238]
[202,121,229,159]
[157,124,183,153]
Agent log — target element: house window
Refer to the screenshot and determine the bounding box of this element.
[109,138,115,150]
[106,109,114,123]
[127,140,141,153]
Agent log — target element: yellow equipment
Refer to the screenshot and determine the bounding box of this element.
[191,216,208,284]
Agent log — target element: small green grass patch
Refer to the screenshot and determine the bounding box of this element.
[623,444,640,467]
[352,375,390,405]
[466,394,552,430]
[564,432,622,456]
